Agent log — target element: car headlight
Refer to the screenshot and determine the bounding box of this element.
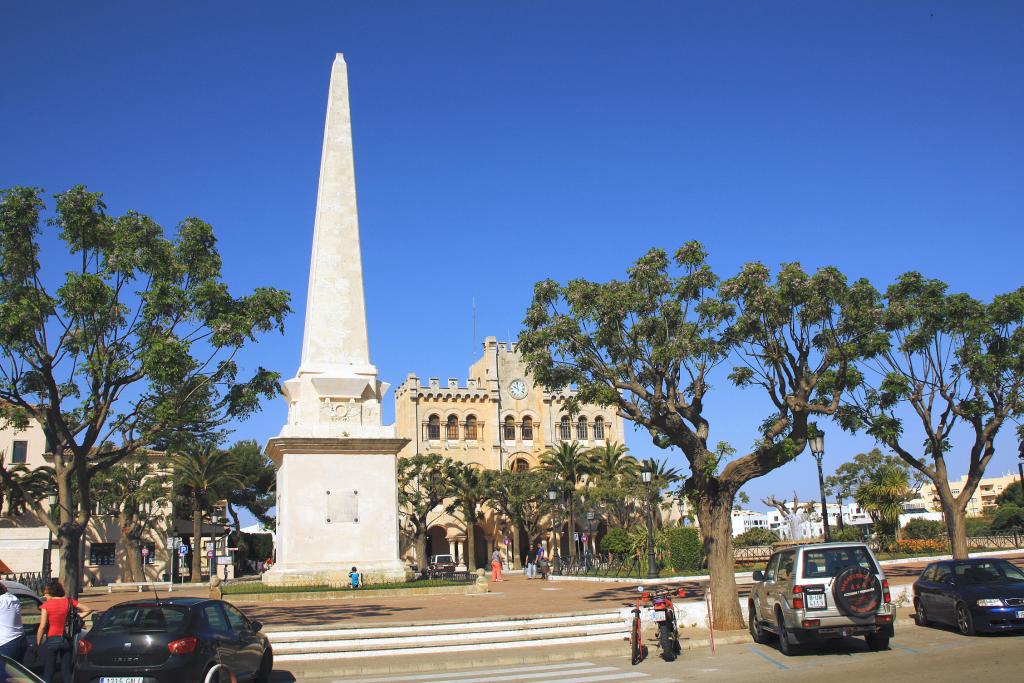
[975,598,1003,607]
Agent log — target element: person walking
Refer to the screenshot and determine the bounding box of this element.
[490,548,503,582]
[37,579,92,683]
[525,544,536,580]
[0,582,26,664]
[535,545,547,580]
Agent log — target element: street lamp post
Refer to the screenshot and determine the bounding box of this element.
[548,484,559,560]
[810,428,830,542]
[585,510,596,565]
[641,464,658,579]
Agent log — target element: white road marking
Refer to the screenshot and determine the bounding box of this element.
[339,661,666,683]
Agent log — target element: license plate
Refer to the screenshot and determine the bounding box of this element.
[807,593,827,609]
[1017,610,1024,619]
[101,678,144,683]
[652,610,667,622]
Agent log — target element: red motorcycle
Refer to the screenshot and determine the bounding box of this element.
[631,585,686,664]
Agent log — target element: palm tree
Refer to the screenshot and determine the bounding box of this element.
[170,446,242,582]
[445,461,487,571]
[541,441,594,558]
[855,463,912,543]
[588,441,637,482]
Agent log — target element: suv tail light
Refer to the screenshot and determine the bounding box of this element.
[882,579,891,604]
[792,584,804,610]
[77,639,93,655]
[168,637,198,655]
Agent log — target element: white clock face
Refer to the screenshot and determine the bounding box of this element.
[508,379,528,400]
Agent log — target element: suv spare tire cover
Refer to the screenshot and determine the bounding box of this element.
[832,566,882,616]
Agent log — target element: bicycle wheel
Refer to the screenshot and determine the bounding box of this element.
[630,614,643,665]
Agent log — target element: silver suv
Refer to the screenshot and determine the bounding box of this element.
[748,542,895,655]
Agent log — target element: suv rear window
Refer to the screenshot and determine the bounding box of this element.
[93,604,188,634]
[801,546,877,579]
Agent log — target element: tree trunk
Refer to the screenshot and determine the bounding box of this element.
[191,493,204,582]
[939,492,969,559]
[122,532,145,582]
[415,516,428,571]
[511,524,521,569]
[697,495,744,631]
[836,494,846,531]
[57,524,83,599]
[465,515,476,572]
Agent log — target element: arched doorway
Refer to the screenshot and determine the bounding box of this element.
[426,526,450,559]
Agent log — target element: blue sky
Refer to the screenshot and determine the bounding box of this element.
[2,2,1022,516]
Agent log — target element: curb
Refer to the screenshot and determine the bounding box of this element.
[227,583,479,604]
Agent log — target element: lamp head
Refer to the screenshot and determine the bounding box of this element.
[809,430,825,456]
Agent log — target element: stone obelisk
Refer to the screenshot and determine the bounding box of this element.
[263,54,410,585]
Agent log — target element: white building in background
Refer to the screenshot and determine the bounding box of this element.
[731,509,771,536]
[759,502,873,541]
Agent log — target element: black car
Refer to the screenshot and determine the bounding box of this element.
[73,597,272,683]
[913,558,1024,635]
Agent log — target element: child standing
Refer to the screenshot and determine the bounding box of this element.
[349,566,361,589]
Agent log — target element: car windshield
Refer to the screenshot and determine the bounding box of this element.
[433,556,454,563]
[954,560,1024,584]
[801,546,877,579]
[93,604,189,634]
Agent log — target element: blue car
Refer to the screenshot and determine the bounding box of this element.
[913,558,1024,635]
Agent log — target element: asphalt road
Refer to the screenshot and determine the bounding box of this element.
[273,621,1024,682]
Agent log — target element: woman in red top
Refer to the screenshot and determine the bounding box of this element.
[37,579,92,683]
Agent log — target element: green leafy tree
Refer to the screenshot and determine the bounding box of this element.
[598,527,631,556]
[0,451,54,517]
[170,446,242,582]
[397,453,451,571]
[0,186,290,595]
[855,463,914,543]
[995,481,1024,508]
[588,441,637,482]
[444,461,487,571]
[540,441,595,559]
[484,469,554,568]
[991,504,1024,531]
[520,244,870,629]
[222,440,276,560]
[734,527,779,548]
[839,274,1024,558]
[825,448,920,530]
[902,518,945,540]
[92,454,170,582]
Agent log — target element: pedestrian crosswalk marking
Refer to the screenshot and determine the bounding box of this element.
[340,661,668,683]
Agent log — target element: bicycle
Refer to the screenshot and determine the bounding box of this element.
[630,588,648,665]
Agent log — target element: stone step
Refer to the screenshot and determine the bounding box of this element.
[274,630,627,662]
[267,612,625,643]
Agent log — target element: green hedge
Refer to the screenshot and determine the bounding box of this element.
[664,526,703,572]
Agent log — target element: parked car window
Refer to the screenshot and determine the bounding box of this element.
[777,552,795,581]
[15,595,41,629]
[954,560,1024,584]
[932,564,953,584]
[94,605,188,634]
[201,603,232,635]
[919,565,936,582]
[800,546,876,578]
[222,603,251,633]
[765,554,781,581]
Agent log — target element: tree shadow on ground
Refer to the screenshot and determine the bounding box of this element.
[241,602,419,627]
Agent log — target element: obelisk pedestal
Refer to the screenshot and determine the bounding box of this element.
[263,54,410,586]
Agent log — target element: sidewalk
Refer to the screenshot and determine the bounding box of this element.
[76,551,1023,631]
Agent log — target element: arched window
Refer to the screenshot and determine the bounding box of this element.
[577,417,588,440]
[465,415,478,440]
[511,458,530,473]
[427,414,440,440]
[521,416,534,441]
[446,414,459,440]
[503,416,516,441]
[559,416,572,440]
[593,416,605,440]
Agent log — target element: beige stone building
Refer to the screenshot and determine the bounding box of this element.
[0,416,227,586]
[393,337,625,568]
[908,471,1020,517]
